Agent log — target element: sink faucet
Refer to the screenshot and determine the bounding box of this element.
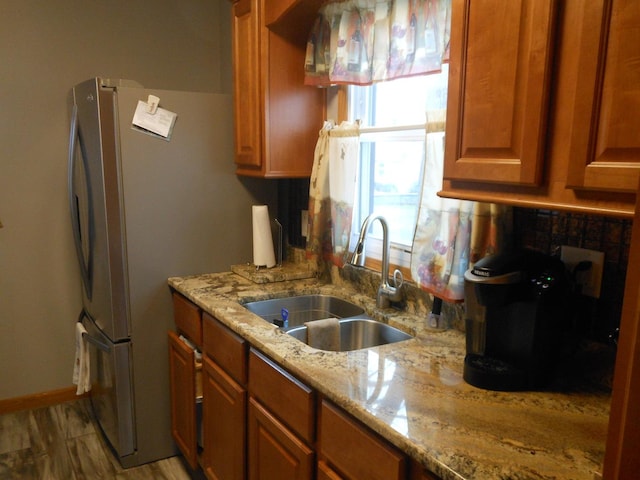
[349,214,404,308]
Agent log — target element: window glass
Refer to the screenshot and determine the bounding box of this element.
[348,66,448,266]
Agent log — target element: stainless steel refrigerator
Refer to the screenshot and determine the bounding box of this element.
[68,77,271,467]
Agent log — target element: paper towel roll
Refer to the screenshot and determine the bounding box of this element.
[252,205,276,268]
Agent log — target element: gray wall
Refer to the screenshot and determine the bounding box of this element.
[0,0,232,400]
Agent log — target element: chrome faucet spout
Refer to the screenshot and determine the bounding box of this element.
[349,215,404,308]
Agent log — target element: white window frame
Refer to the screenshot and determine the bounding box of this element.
[350,125,427,270]
[340,68,448,277]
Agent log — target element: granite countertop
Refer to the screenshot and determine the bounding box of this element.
[168,270,611,480]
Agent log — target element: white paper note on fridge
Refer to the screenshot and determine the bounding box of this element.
[132,100,177,139]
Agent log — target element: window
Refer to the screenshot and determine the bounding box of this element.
[347,65,449,271]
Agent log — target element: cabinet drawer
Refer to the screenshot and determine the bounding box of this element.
[172,292,202,347]
[249,348,315,443]
[410,459,442,480]
[320,400,407,480]
[203,312,248,385]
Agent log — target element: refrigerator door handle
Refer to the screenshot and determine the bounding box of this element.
[68,104,92,300]
[78,310,110,352]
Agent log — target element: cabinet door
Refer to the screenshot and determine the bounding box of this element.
[167,331,198,470]
[248,397,314,480]
[233,0,262,170]
[232,0,325,177]
[202,356,247,480]
[444,0,557,186]
[565,0,640,192]
[263,28,324,178]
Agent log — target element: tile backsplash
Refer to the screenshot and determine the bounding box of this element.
[277,179,309,250]
[513,208,632,343]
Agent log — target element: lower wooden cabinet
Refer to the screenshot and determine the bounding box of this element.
[202,355,246,480]
[169,297,248,479]
[169,294,438,479]
[172,292,203,346]
[203,312,247,385]
[248,348,315,480]
[317,460,441,480]
[167,330,200,470]
[248,348,315,443]
[411,465,441,480]
[316,460,344,480]
[202,313,248,480]
[248,397,314,480]
[319,400,407,480]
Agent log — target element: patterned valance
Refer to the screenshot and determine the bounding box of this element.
[304,0,451,86]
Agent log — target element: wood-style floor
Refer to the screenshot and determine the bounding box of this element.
[0,398,197,479]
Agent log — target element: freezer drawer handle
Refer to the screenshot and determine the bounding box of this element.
[82,331,111,353]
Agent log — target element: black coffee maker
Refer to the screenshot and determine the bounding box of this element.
[463,250,573,391]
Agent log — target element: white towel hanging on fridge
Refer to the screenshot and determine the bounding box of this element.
[73,322,91,395]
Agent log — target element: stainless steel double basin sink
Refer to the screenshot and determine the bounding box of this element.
[243,294,412,352]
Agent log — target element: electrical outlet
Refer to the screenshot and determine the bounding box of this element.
[560,246,605,298]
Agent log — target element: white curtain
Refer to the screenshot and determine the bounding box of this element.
[306,121,360,267]
[411,118,512,302]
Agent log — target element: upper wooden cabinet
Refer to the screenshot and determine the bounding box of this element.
[444,0,557,186]
[264,0,325,30]
[564,0,640,192]
[232,0,261,171]
[232,0,326,178]
[441,0,639,216]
